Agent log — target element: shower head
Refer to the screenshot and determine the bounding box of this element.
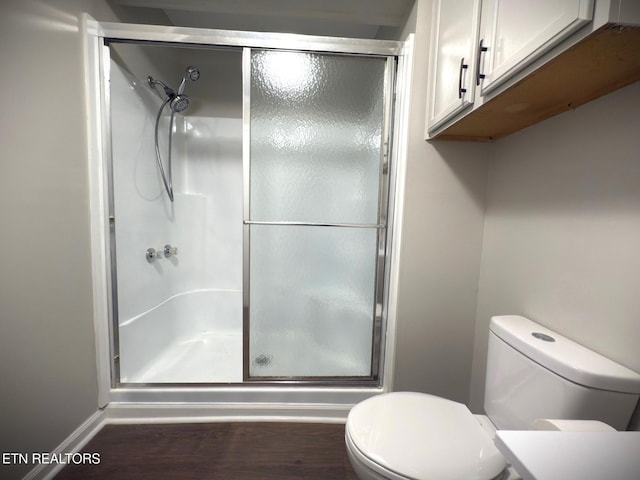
[177,66,200,94]
[170,94,190,112]
[148,68,198,112]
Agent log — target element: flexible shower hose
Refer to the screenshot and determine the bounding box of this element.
[154,97,175,202]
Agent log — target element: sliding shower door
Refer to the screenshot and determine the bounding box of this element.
[245,49,394,380]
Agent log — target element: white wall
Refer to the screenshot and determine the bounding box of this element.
[470,81,640,425]
[392,0,491,402]
[0,1,171,478]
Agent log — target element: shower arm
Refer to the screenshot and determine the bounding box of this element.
[148,76,175,101]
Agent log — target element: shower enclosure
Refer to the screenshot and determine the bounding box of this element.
[85,18,410,406]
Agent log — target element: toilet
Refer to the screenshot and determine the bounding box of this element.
[345,315,640,480]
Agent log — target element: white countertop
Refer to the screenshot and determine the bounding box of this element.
[495,431,640,480]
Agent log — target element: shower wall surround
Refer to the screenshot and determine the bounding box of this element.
[110,60,243,383]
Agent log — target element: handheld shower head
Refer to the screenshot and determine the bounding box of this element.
[184,66,200,82]
[177,66,200,94]
[149,67,199,203]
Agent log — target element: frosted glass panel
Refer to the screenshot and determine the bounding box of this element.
[249,225,377,377]
[250,50,386,224]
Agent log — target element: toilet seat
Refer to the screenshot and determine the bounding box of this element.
[346,392,506,480]
[346,428,410,480]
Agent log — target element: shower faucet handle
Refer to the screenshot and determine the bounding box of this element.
[146,245,177,263]
[146,248,161,263]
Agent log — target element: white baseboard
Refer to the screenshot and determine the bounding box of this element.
[22,402,351,480]
[23,410,106,480]
[104,402,350,424]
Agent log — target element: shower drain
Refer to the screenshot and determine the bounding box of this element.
[253,354,273,367]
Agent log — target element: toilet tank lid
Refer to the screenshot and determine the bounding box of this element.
[490,315,640,394]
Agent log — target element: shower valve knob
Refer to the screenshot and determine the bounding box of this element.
[164,245,178,258]
[146,248,159,263]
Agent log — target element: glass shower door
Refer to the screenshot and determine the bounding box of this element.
[245,49,393,379]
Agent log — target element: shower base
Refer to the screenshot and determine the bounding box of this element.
[124,331,243,384]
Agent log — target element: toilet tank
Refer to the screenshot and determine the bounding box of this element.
[484,315,640,431]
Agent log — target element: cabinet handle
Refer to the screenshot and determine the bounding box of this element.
[476,39,488,86]
[458,57,468,99]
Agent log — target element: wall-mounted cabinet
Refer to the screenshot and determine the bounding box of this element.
[428,0,482,130]
[478,0,593,95]
[426,0,640,141]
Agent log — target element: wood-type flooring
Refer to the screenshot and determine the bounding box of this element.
[53,422,359,480]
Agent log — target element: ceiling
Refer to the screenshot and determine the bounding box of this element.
[111,0,415,39]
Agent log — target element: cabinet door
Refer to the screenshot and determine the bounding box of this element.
[479,0,594,94]
[427,0,482,133]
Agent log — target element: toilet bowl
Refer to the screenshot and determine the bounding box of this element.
[345,315,640,480]
[345,392,506,480]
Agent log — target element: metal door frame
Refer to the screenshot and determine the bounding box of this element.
[83,15,412,404]
[242,48,397,384]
